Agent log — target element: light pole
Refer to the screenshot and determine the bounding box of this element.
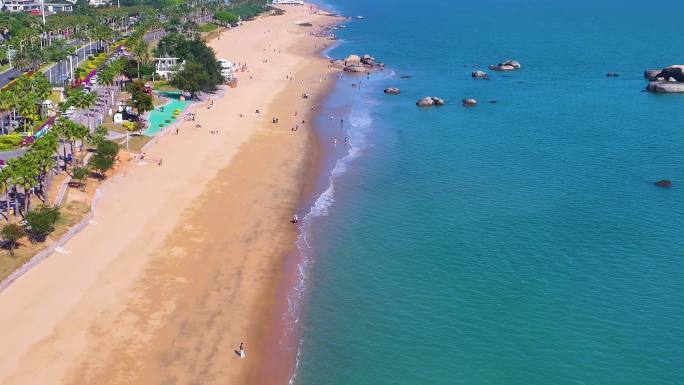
[40,0,46,26]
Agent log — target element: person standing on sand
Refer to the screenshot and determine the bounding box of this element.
[239,342,245,358]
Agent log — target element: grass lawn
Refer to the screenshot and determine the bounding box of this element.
[0,199,90,282]
[101,121,127,134]
[199,22,220,33]
[120,134,152,152]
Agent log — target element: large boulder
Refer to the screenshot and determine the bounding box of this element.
[472,70,488,78]
[646,81,684,93]
[655,65,684,82]
[384,87,401,95]
[416,97,445,107]
[489,59,522,71]
[344,54,361,65]
[416,97,434,107]
[361,54,375,65]
[462,98,478,107]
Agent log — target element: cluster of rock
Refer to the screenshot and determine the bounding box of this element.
[384,87,401,95]
[488,59,522,71]
[644,65,684,93]
[332,54,384,73]
[416,96,446,107]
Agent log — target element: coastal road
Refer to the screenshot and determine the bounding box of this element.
[0,40,104,89]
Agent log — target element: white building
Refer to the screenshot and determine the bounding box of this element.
[2,0,72,12]
[88,0,111,6]
[155,57,183,79]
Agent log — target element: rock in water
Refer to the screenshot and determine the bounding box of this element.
[472,70,488,78]
[462,98,478,107]
[646,81,684,93]
[416,97,446,107]
[489,59,522,71]
[655,179,672,187]
[416,97,435,107]
[644,69,661,80]
[384,87,401,95]
[361,54,375,65]
[344,54,361,66]
[655,65,684,82]
[606,73,620,77]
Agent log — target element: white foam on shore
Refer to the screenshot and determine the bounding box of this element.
[283,62,394,385]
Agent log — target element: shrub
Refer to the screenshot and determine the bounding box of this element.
[72,166,89,189]
[1,223,25,256]
[97,140,119,159]
[89,153,114,177]
[0,134,23,146]
[23,205,60,242]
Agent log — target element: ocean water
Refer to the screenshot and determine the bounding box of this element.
[290,1,684,384]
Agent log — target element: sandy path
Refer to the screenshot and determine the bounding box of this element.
[0,6,338,385]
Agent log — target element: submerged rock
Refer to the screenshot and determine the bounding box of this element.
[606,72,620,77]
[400,75,413,79]
[655,179,672,187]
[462,98,478,106]
[384,87,401,95]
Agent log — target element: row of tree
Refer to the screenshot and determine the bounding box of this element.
[0,73,52,133]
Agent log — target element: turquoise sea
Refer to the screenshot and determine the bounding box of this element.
[287,1,684,384]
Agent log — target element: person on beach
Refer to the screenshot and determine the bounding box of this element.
[175,128,179,135]
[239,342,245,358]
[291,214,298,224]
[158,158,163,166]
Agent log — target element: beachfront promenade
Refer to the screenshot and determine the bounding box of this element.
[0,5,341,385]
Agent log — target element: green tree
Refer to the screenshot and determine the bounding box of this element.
[170,61,219,99]
[23,205,60,242]
[1,223,25,256]
[89,153,114,178]
[71,166,89,191]
[126,80,153,115]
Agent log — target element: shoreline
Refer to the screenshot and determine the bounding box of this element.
[0,5,343,385]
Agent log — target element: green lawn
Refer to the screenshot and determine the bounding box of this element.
[199,22,221,33]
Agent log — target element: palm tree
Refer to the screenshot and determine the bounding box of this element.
[45,39,74,85]
[0,167,12,221]
[93,25,115,53]
[0,90,18,134]
[131,38,150,79]
[52,118,72,172]
[75,92,97,130]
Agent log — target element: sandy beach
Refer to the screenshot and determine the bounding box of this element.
[0,5,339,385]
